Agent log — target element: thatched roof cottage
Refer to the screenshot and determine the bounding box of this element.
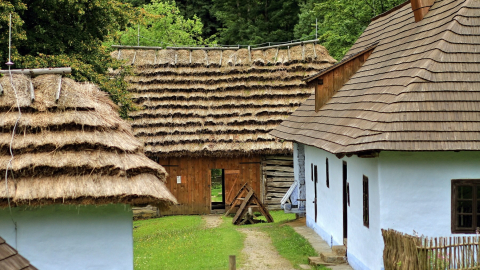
[112,42,336,214]
[0,72,176,270]
[271,0,480,269]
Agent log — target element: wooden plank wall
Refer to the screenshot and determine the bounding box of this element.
[159,155,261,215]
[262,155,294,210]
[315,48,374,112]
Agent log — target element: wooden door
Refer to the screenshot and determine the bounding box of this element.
[343,161,348,239]
[224,170,240,204]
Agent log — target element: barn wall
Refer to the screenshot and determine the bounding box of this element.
[262,155,294,210]
[0,204,133,270]
[159,155,262,215]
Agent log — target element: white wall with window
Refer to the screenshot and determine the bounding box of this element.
[303,144,381,270]
[301,148,480,270]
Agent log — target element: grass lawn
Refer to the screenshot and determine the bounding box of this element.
[134,216,244,270]
[211,187,223,202]
[134,211,331,270]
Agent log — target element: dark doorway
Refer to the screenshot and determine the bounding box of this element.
[211,169,225,210]
[342,161,348,240]
[314,165,318,222]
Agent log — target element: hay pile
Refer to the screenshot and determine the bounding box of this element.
[111,44,337,157]
[0,74,177,208]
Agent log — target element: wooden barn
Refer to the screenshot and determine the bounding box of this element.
[111,42,336,214]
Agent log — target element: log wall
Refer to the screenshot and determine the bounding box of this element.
[262,156,294,210]
[159,156,262,215]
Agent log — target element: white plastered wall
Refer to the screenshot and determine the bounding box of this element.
[379,151,480,237]
[303,149,480,270]
[304,144,381,270]
[0,204,133,270]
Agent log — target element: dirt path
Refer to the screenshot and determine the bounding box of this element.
[237,227,296,270]
[202,215,224,229]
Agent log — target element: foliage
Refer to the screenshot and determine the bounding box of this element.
[119,0,205,46]
[0,0,137,118]
[133,215,244,270]
[176,0,219,39]
[294,0,406,60]
[211,187,222,202]
[212,0,300,45]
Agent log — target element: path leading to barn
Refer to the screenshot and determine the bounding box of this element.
[237,227,296,270]
[202,215,224,228]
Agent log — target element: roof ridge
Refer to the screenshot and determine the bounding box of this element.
[371,0,411,22]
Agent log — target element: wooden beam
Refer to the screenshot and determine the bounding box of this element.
[111,45,163,50]
[251,39,318,51]
[0,67,72,75]
[166,46,239,50]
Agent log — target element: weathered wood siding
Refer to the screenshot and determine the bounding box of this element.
[262,156,294,210]
[314,47,374,112]
[159,156,261,215]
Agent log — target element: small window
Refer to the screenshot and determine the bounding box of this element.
[363,175,369,228]
[347,183,350,206]
[314,165,318,183]
[452,180,480,233]
[326,158,330,188]
[311,163,314,181]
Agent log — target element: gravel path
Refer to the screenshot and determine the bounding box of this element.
[237,227,296,270]
[202,215,224,229]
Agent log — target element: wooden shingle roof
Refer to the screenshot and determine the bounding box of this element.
[0,237,37,270]
[271,0,480,154]
[111,44,336,157]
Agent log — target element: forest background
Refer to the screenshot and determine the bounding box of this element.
[0,0,405,117]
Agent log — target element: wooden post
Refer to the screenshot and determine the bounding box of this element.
[56,75,62,103]
[0,82,3,95]
[28,79,35,102]
[229,255,236,270]
[248,46,251,62]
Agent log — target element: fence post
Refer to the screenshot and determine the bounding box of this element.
[229,255,236,270]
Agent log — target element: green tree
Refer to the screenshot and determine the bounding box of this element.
[175,0,219,40]
[0,0,136,118]
[119,0,205,46]
[212,0,300,45]
[295,0,405,60]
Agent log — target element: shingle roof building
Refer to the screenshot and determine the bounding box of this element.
[271,0,480,154]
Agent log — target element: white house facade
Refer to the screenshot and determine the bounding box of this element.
[0,204,134,270]
[300,143,480,270]
[271,0,480,269]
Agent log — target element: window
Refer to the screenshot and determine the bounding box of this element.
[363,175,369,228]
[326,158,330,188]
[347,183,350,206]
[452,180,480,233]
[314,165,318,183]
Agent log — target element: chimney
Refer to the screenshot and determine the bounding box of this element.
[410,0,435,22]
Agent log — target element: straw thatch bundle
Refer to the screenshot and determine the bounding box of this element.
[0,74,177,208]
[111,44,336,157]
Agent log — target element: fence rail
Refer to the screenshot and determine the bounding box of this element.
[382,229,480,270]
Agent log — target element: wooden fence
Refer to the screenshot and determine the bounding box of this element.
[382,229,480,270]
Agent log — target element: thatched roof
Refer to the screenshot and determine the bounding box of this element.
[0,74,177,207]
[271,0,480,154]
[111,43,336,157]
